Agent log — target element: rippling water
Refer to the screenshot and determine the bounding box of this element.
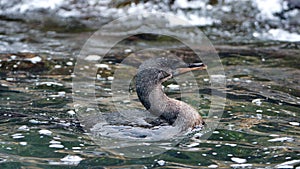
[0,0,300,168]
[0,37,299,168]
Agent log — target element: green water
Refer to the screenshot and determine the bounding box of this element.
[0,38,299,168]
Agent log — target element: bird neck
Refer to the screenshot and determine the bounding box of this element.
[136,68,203,130]
[135,68,172,115]
[136,81,168,113]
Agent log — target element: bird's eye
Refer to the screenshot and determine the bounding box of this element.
[158,71,171,80]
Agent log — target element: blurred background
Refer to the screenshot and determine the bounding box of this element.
[0,0,299,54]
[0,0,299,168]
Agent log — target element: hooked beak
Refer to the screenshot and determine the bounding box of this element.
[173,63,207,76]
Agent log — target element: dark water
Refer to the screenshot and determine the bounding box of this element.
[0,0,300,168]
[0,37,299,168]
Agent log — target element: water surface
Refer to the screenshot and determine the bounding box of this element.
[0,0,299,168]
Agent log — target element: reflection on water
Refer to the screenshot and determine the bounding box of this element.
[0,1,299,166]
[0,37,299,168]
[0,0,299,55]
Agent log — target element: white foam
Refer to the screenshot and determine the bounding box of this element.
[49,140,61,144]
[67,110,76,116]
[10,0,64,13]
[275,160,300,168]
[6,78,15,81]
[289,122,299,126]
[124,49,132,53]
[12,133,25,139]
[60,155,83,165]
[58,91,66,97]
[54,65,62,69]
[66,61,73,66]
[19,142,27,146]
[230,164,253,168]
[256,109,263,113]
[36,82,63,87]
[225,143,237,147]
[173,0,206,9]
[268,137,294,142]
[29,119,48,124]
[208,164,218,168]
[38,129,52,136]
[95,64,110,69]
[49,144,64,148]
[157,160,165,166]
[186,142,199,148]
[231,157,247,163]
[107,76,114,81]
[252,99,262,106]
[253,29,300,42]
[18,125,30,131]
[254,0,283,20]
[25,56,42,64]
[167,84,180,90]
[85,55,101,61]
